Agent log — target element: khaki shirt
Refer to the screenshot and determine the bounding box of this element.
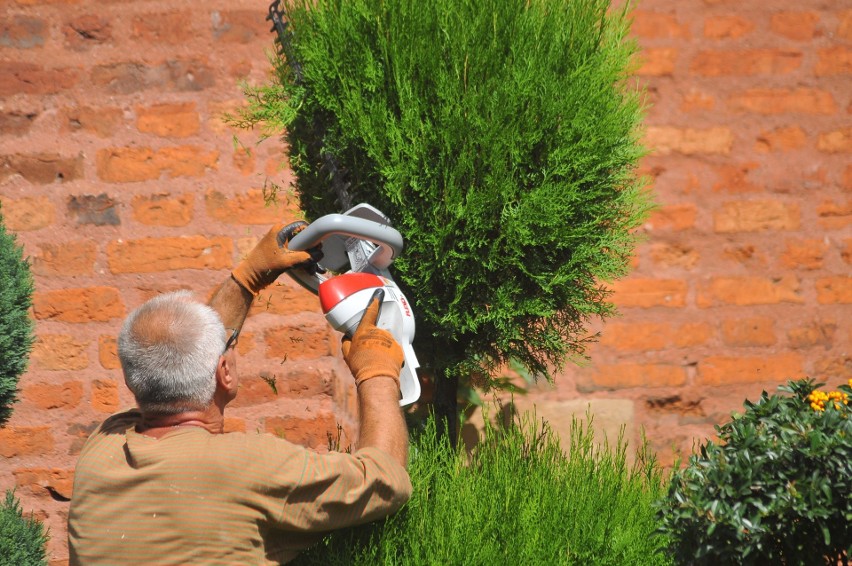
[68,410,411,565]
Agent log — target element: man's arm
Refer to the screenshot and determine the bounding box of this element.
[341,290,410,469]
[357,377,409,468]
[210,221,317,332]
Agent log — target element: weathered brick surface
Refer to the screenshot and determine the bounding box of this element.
[2,2,849,562]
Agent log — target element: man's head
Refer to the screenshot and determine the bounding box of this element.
[118,291,229,414]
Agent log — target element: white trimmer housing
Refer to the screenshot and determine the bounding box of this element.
[287,204,421,406]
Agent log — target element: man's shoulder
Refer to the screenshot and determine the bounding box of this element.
[97,408,142,435]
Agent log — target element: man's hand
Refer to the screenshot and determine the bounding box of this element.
[231,221,320,295]
[342,289,404,387]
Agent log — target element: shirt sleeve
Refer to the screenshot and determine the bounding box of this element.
[277,446,412,532]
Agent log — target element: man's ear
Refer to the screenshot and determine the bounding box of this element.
[215,355,236,395]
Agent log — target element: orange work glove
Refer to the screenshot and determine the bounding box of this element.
[232,221,321,295]
[342,289,404,386]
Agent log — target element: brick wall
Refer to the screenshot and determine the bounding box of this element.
[0,0,849,563]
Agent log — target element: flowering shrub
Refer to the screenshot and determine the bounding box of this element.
[658,378,852,565]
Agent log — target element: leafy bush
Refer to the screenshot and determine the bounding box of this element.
[293,411,671,565]
[240,0,649,429]
[658,379,852,565]
[0,490,48,566]
[0,205,35,426]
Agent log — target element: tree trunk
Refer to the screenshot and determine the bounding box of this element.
[433,369,459,447]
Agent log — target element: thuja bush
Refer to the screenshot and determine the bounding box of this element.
[0,205,35,426]
[240,0,649,431]
[0,490,48,566]
[658,379,852,565]
[293,412,672,565]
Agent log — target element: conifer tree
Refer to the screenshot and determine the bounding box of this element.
[242,0,649,439]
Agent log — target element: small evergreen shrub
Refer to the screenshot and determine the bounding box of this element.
[0,490,48,566]
[294,412,672,565]
[658,379,852,565]
[0,205,35,426]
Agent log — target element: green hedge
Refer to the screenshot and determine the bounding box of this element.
[0,490,48,566]
[294,411,671,565]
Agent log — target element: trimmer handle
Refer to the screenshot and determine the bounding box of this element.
[288,214,403,260]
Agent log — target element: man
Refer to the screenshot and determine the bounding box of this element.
[68,221,412,564]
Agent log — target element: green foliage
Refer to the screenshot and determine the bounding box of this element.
[242,0,649,383]
[0,205,35,426]
[0,490,48,566]
[293,411,671,565]
[658,379,852,565]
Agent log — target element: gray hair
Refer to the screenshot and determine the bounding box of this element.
[118,291,227,414]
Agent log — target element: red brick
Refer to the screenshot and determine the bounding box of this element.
[32,241,97,276]
[697,276,803,307]
[131,193,194,226]
[676,323,713,348]
[844,165,852,193]
[722,245,766,267]
[265,323,333,360]
[843,239,852,265]
[815,47,852,76]
[212,10,267,44]
[205,189,301,225]
[31,335,89,371]
[721,317,776,347]
[817,200,852,229]
[645,126,733,155]
[680,90,715,112]
[817,127,852,153]
[691,49,802,76]
[0,15,46,48]
[264,413,339,449]
[233,147,255,175]
[0,196,55,231]
[592,363,686,389]
[0,111,37,135]
[23,380,83,410]
[697,354,803,386]
[33,287,125,323]
[92,379,120,413]
[780,239,828,270]
[840,10,852,40]
[609,279,687,308]
[223,418,245,433]
[98,335,120,369]
[813,356,852,380]
[712,162,761,193]
[637,48,678,77]
[816,277,852,304]
[13,468,74,500]
[131,11,193,44]
[645,203,696,231]
[0,153,84,184]
[703,15,754,39]
[250,281,322,317]
[770,12,819,40]
[96,146,218,182]
[63,106,123,137]
[107,236,233,273]
[90,59,215,95]
[728,88,837,115]
[713,201,800,233]
[68,194,120,226]
[755,126,806,153]
[136,103,200,138]
[650,243,700,270]
[63,15,111,50]
[0,427,54,458]
[0,62,78,96]
[788,320,836,349]
[229,375,279,408]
